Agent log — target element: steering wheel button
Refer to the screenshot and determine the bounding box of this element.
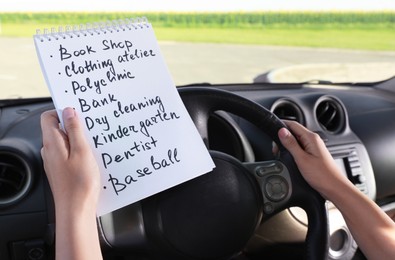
[273,163,283,172]
[256,167,267,176]
[256,163,283,177]
[264,176,289,202]
[263,202,274,214]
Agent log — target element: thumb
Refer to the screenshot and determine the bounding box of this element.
[62,107,89,153]
[278,127,304,159]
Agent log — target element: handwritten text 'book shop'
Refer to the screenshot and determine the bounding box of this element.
[34,18,215,216]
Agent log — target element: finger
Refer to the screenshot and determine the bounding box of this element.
[41,110,61,139]
[282,120,311,139]
[62,107,90,155]
[41,110,68,155]
[282,120,327,157]
[278,127,305,159]
[272,141,279,155]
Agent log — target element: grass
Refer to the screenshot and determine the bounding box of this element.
[2,11,394,28]
[154,27,395,51]
[1,12,394,51]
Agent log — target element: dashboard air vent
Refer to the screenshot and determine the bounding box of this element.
[0,152,32,207]
[315,96,346,134]
[271,99,305,124]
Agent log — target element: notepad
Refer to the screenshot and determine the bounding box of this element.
[34,18,215,216]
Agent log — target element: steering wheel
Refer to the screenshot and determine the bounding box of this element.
[98,87,328,260]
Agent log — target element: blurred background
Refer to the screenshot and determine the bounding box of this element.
[0,0,394,98]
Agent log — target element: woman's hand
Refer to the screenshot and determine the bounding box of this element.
[41,107,102,260]
[277,120,395,260]
[41,108,100,212]
[277,120,348,198]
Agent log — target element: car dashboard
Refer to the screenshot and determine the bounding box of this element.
[1,79,395,260]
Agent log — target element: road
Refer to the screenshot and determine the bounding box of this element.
[1,37,394,98]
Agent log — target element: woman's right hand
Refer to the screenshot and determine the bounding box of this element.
[277,120,348,198]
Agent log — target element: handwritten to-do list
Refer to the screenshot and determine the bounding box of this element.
[34,19,215,216]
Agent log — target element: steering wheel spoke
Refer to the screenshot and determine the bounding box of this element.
[244,160,292,216]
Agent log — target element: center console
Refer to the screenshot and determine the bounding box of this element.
[326,143,375,260]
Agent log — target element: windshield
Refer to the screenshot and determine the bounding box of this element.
[1,0,395,99]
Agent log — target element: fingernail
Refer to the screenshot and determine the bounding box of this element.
[278,128,290,139]
[63,107,75,120]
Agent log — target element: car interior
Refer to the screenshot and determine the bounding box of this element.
[1,75,395,259]
[1,3,395,260]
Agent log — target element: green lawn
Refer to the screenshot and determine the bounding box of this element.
[1,23,394,51]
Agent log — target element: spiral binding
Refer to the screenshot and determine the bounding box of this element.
[35,17,150,42]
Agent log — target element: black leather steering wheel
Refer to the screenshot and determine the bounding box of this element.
[98,87,328,260]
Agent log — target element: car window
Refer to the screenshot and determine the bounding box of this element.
[0,0,394,98]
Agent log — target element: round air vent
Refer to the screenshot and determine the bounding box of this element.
[315,96,346,134]
[0,152,32,207]
[271,99,305,124]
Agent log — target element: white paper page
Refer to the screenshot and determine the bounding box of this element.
[34,21,215,216]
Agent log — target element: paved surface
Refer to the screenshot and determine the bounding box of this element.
[1,37,395,98]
